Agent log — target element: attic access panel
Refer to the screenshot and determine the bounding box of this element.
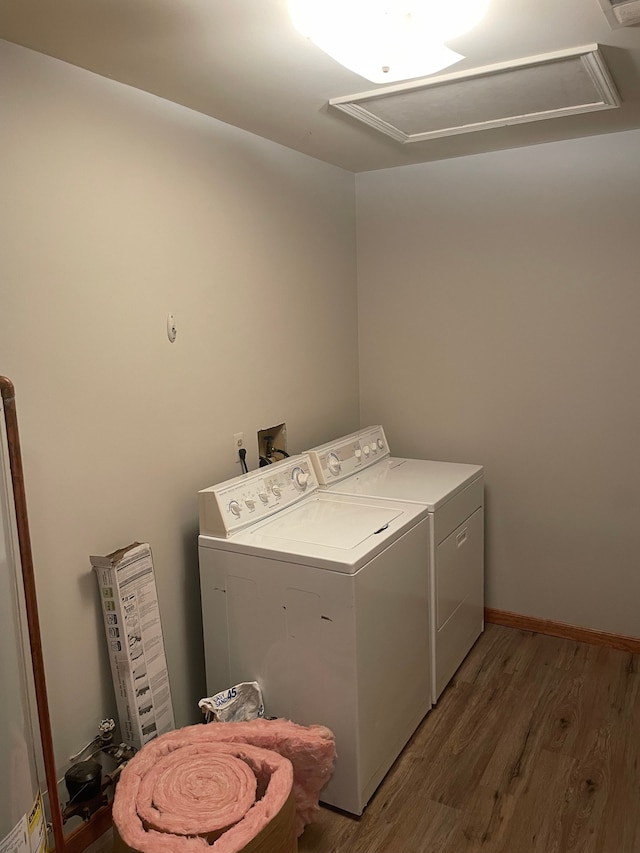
[329,45,620,143]
[598,0,640,28]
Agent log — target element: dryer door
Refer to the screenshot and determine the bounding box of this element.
[435,506,484,699]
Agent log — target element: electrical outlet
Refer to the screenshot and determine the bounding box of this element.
[233,432,244,462]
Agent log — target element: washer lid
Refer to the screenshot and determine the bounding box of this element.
[199,492,428,573]
[329,457,483,510]
[256,498,401,549]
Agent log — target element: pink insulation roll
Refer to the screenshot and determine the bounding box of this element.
[113,718,336,853]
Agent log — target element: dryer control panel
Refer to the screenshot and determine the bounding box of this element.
[199,454,318,538]
[307,425,390,487]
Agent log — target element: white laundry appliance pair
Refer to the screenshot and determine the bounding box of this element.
[198,453,432,815]
[305,425,485,703]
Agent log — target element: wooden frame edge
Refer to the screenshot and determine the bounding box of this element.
[485,608,640,654]
[63,804,113,853]
[1,377,67,852]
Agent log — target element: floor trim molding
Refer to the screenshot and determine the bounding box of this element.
[485,608,640,654]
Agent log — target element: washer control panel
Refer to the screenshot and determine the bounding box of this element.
[199,454,318,537]
[307,425,389,487]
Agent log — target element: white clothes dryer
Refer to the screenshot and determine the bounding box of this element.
[198,454,432,816]
[306,427,484,703]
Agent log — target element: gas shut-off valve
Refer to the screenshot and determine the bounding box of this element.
[63,718,136,823]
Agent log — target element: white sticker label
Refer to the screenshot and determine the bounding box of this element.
[0,815,29,853]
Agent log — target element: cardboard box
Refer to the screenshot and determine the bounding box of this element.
[91,542,175,750]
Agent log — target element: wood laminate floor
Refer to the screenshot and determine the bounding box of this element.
[298,624,640,853]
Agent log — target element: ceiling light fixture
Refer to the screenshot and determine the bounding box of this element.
[289,0,490,84]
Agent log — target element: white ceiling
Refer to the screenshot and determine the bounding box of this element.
[1,0,640,172]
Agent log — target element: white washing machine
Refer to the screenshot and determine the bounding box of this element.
[198,453,432,816]
[306,426,484,703]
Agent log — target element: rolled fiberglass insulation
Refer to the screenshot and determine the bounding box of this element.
[113,718,335,852]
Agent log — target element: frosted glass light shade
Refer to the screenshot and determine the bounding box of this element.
[289,0,489,83]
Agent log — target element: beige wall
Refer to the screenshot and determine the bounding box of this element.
[0,40,358,774]
[356,131,640,638]
[4,31,640,816]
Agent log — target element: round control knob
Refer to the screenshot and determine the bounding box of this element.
[292,468,309,490]
[271,485,282,498]
[229,500,241,517]
[328,453,341,476]
[354,448,362,459]
[245,499,255,510]
[377,438,384,450]
[258,491,269,504]
[362,444,371,456]
[371,443,378,454]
